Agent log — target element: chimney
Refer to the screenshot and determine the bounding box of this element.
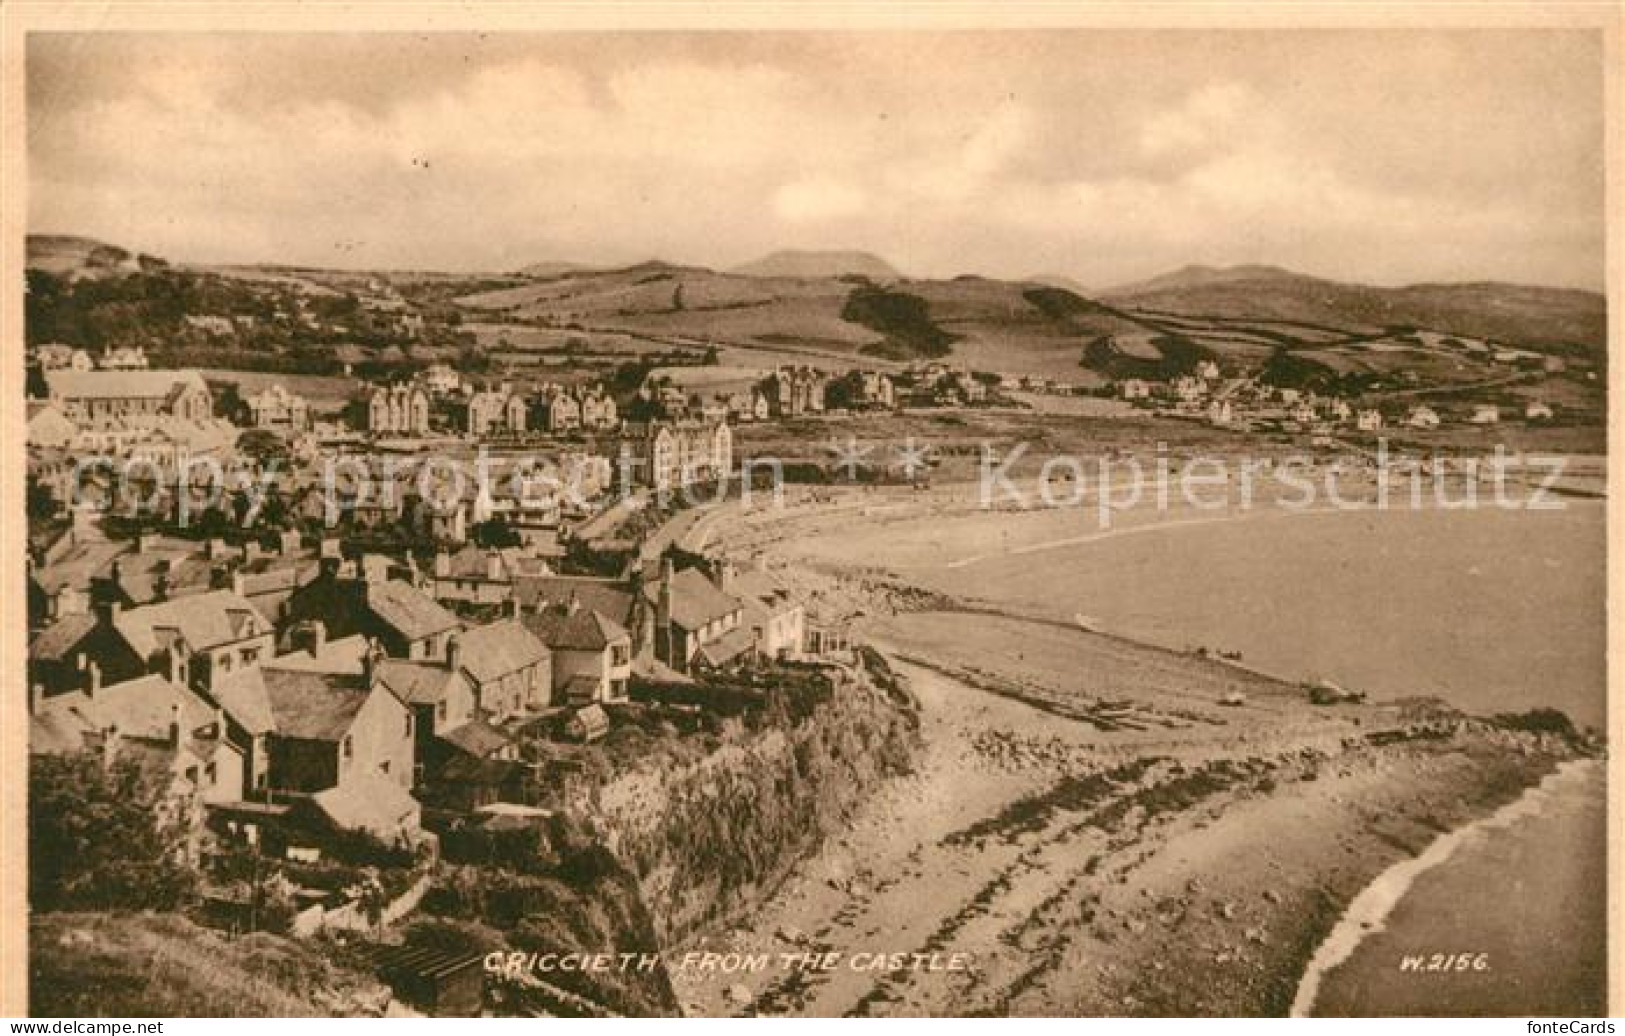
[101,722,121,771]
[320,537,341,560]
[166,647,185,686]
[446,632,462,674]
[206,537,228,560]
[363,639,384,687]
[231,570,247,599]
[655,559,674,664]
[168,702,182,748]
[297,619,327,657]
[717,559,736,591]
[214,706,226,739]
[279,529,301,556]
[509,596,522,620]
[86,660,102,700]
[433,550,451,578]
[136,532,154,553]
[486,550,502,581]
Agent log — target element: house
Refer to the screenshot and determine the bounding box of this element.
[27,401,77,448]
[109,589,277,693]
[310,773,422,843]
[1206,400,1234,426]
[246,383,311,433]
[465,385,529,437]
[1469,405,1500,425]
[45,369,212,423]
[33,343,95,372]
[371,655,520,789]
[368,384,430,435]
[27,533,129,631]
[1356,409,1384,432]
[525,604,632,705]
[1119,379,1151,401]
[29,612,110,697]
[539,389,582,434]
[651,563,751,673]
[450,621,552,720]
[1525,401,1555,422]
[1196,360,1222,381]
[260,655,416,798]
[845,370,897,410]
[421,364,464,396]
[29,667,244,806]
[430,546,546,607]
[565,704,610,743]
[618,420,733,491]
[578,390,619,431]
[762,366,831,417]
[99,345,150,371]
[1406,406,1441,429]
[285,575,463,662]
[728,565,805,659]
[724,389,770,423]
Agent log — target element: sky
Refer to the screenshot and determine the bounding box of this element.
[27,30,1606,290]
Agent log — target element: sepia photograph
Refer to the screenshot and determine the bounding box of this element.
[1,2,1617,1022]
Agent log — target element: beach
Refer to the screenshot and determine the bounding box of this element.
[668,480,1604,1016]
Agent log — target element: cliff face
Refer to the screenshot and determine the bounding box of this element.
[589,658,921,942]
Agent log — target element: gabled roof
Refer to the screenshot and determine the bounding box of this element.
[456,621,549,685]
[45,368,208,401]
[32,673,217,746]
[261,669,374,742]
[528,607,629,653]
[262,633,369,675]
[29,612,99,662]
[365,580,461,642]
[313,773,419,838]
[439,717,513,760]
[512,575,635,626]
[666,568,742,631]
[212,667,275,735]
[374,658,463,706]
[113,590,271,657]
[692,625,756,668]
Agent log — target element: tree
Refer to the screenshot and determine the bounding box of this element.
[213,381,246,421]
[237,428,288,467]
[472,515,522,549]
[29,753,198,912]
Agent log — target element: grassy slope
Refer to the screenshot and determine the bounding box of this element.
[29,912,390,1017]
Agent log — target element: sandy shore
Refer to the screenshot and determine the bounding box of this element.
[664,483,1596,1017]
[668,612,1581,1016]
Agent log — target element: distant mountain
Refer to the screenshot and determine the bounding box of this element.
[1026,273,1092,295]
[731,249,901,281]
[1101,264,1312,298]
[1103,265,1606,353]
[517,260,597,278]
[27,233,165,279]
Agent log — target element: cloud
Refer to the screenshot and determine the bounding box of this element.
[26,31,1605,289]
[774,177,867,224]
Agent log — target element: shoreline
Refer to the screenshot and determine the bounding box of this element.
[1289,757,1605,1017]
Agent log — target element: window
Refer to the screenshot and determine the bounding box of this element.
[242,647,260,665]
[404,713,412,737]
[379,761,390,775]
[219,654,233,673]
[342,735,353,760]
[436,702,447,722]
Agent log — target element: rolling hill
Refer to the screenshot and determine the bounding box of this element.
[731,249,901,281]
[1102,265,1605,355]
